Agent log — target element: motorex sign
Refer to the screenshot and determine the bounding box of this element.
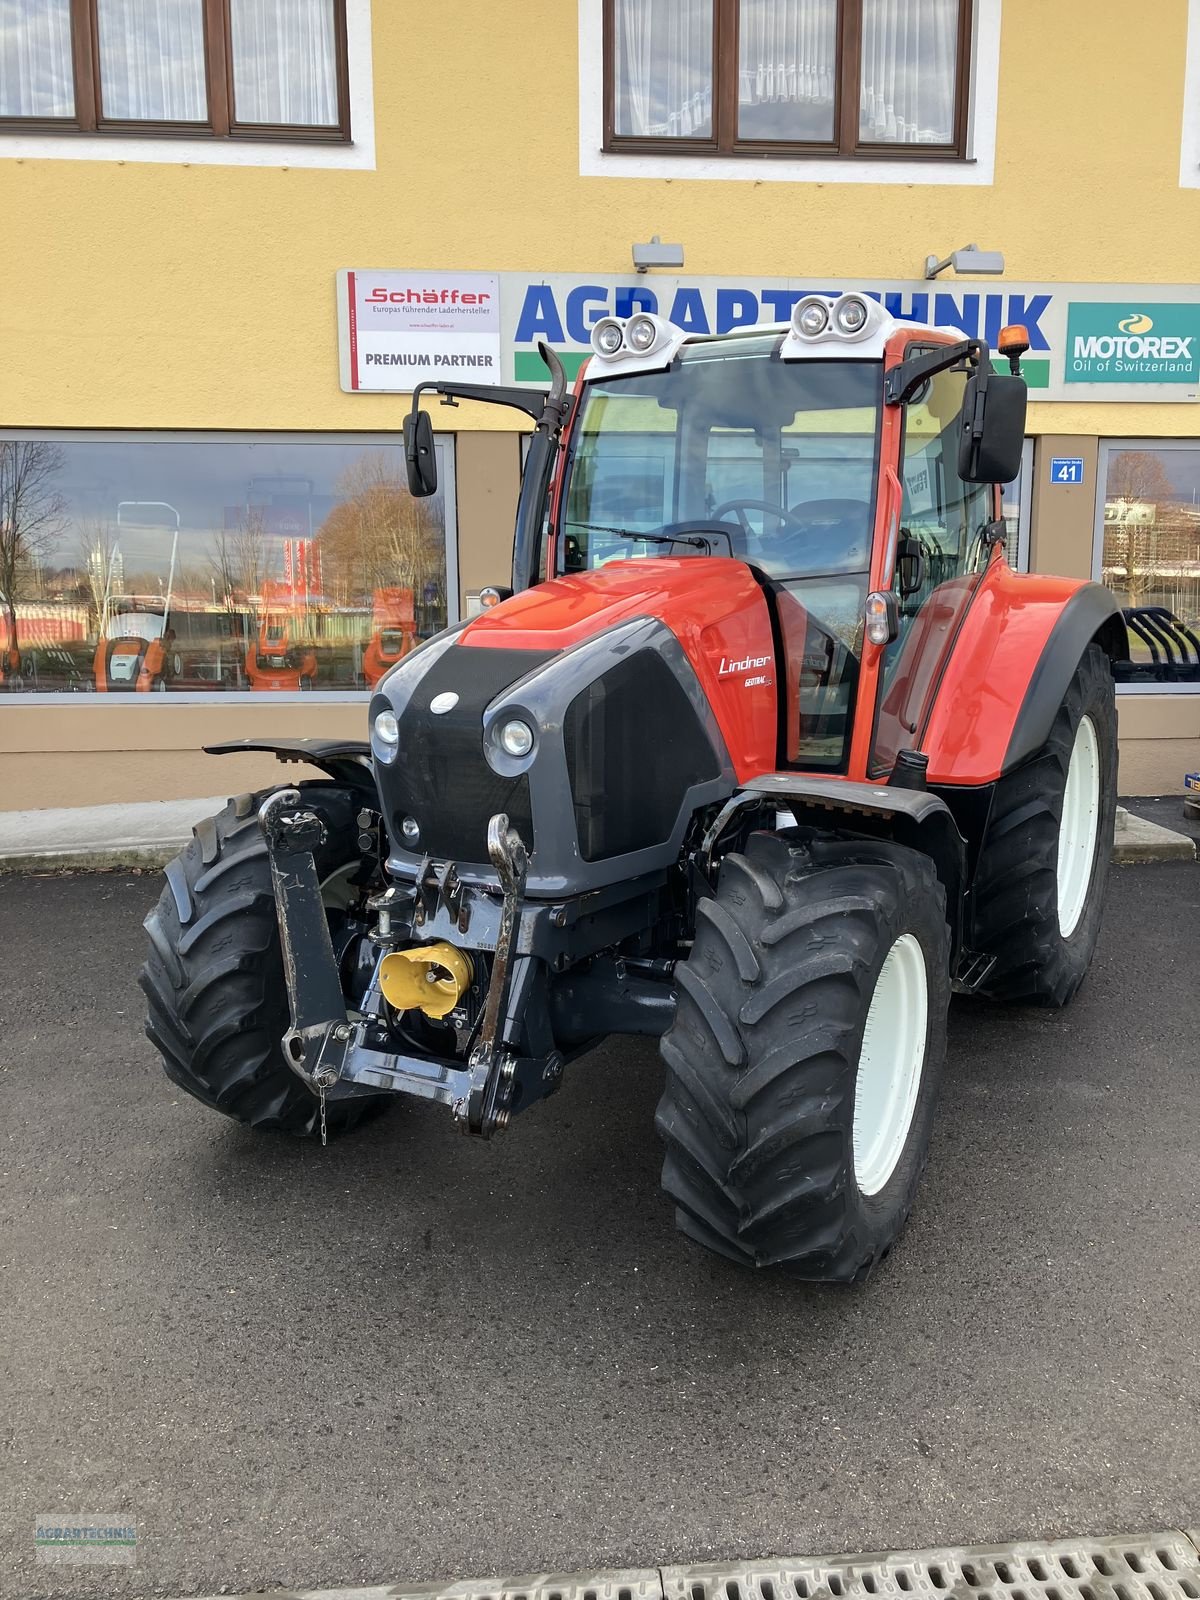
[506,276,1054,389]
[1065,302,1200,385]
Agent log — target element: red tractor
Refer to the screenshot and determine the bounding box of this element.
[142,296,1124,1282]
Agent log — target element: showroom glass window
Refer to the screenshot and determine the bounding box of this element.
[0,434,455,695]
[1096,442,1200,690]
[604,0,973,158]
[0,0,350,139]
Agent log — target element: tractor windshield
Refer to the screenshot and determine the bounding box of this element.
[559,335,883,772]
[560,335,880,580]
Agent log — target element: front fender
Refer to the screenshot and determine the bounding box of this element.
[204,736,375,794]
[921,567,1125,785]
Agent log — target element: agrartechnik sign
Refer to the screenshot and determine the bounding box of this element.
[337,271,1200,403]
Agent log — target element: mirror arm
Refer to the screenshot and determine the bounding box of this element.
[885,337,987,406]
[406,378,550,423]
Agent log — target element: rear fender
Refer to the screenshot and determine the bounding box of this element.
[204,737,376,795]
[920,567,1126,785]
[740,773,966,958]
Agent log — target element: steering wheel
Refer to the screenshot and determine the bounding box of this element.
[709,496,808,539]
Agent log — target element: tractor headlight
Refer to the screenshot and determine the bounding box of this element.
[834,295,870,335]
[793,297,831,338]
[592,318,625,358]
[626,314,659,353]
[372,708,400,764]
[498,717,535,758]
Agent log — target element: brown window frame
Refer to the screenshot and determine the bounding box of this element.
[603,0,972,161]
[0,0,351,142]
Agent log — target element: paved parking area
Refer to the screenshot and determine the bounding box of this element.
[1,863,1197,1600]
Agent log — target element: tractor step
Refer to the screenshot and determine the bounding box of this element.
[953,946,997,992]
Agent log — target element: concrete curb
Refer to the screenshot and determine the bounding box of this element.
[0,798,1194,874]
[0,796,226,873]
[1112,805,1196,863]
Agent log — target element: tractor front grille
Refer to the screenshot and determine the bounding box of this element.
[563,647,721,861]
[381,643,551,863]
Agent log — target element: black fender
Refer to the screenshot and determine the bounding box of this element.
[739,773,967,958]
[204,737,376,796]
[1002,583,1126,773]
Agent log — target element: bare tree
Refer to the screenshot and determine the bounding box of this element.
[210,508,270,608]
[79,517,123,633]
[317,452,444,610]
[1105,451,1177,605]
[0,440,68,668]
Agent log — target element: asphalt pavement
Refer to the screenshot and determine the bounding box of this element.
[1,863,1197,1600]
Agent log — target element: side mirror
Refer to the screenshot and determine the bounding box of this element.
[403,410,438,497]
[958,370,1027,484]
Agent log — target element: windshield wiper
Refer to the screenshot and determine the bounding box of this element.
[567,521,728,556]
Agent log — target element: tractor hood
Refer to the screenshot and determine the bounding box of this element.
[460,557,778,777]
[368,557,778,895]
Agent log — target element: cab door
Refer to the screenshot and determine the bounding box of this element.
[872,364,995,776]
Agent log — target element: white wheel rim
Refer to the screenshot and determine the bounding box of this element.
[1057,714,1101,939]
[853,933,928,1197]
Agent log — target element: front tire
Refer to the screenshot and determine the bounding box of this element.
[971,644,1117,1006]
[140,784,385,1138]
[656,831,950,1282]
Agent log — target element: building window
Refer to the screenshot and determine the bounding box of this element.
[0,432,456,696]
[603,0,973,159]
[1095,442,1200,692]
[0,0,350,139]
[1001,437,1033,573]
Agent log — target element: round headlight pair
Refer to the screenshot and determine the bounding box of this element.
[792,294,872,341]
[590,313,659,359]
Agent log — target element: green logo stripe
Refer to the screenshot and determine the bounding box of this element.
[514,350,588,382]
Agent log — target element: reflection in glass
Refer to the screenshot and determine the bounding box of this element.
[97,0,207,121]
[0,437,450,694]
[859,0,959,145]
[230,0,338,127]
[613,0,713,138]
[1102,448,1200,684]
[737,0,836,143]
[0,0,74,118]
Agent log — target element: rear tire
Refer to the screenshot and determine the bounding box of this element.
[656,831,950,1282]
[971,644,1117,1006]
[140,784,385,1138]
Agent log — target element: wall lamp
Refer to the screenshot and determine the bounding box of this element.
[632,235,684,273]
[924,243,1006,279]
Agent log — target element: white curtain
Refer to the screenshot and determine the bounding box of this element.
[737,0,836,126]
[97,0,207,120]
[0,0,74,118]
[614,0,713,139]
[860,0,958,144]
[230,0,337,127]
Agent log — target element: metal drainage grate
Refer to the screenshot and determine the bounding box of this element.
[661,1532,1200,1600]
[182,1535,1200,1600]
[386,1573,664,1600]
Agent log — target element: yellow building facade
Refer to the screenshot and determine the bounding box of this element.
[1,0,1199,805]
